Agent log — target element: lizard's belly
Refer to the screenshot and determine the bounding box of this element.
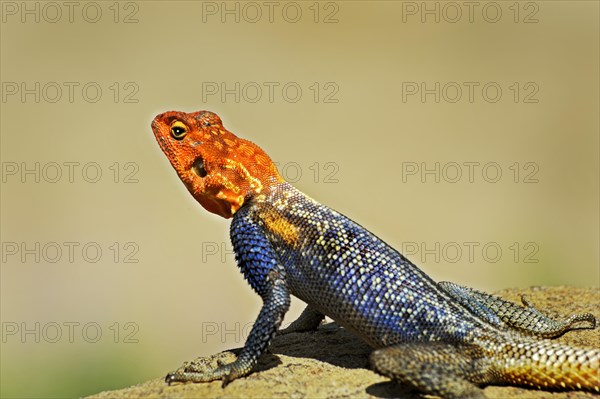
[283,254,480,348]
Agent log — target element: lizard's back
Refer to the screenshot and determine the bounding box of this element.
[235,182,490,348]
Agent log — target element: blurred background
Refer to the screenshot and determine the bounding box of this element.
[1,1,598,397]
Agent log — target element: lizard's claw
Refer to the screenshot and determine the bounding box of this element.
[164,372,179,385]
[164,353,250,386]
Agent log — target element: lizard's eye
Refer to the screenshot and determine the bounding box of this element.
[170,121,188,140]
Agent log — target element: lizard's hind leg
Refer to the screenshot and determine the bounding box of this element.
[278,305,325,335]
[370,342,496,399]
[438,282,596,337]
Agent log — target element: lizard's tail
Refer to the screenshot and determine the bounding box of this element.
[498,339,599,392]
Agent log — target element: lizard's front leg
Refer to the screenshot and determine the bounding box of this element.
[166,269,290,385]
[166,205,292,386]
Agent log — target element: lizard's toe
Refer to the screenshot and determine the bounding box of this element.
[165,372,180,385]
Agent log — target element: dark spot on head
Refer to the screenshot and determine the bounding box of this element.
[192,156,207,178]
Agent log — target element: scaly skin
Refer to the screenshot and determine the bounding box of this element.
[152,110,599,398]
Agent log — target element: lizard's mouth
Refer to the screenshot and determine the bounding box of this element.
[191,156,207,178]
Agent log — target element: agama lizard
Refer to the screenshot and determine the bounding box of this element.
[152,110,599,399]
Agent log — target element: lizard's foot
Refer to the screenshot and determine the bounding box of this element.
[278,305,325,335]
[165,364,236,385]
[370,342,494,399]
[519,295,597,331]
[165,351,251,387]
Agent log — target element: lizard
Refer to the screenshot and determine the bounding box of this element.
[151,109,599,399]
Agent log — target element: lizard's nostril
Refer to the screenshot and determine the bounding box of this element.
[191,156,207,178]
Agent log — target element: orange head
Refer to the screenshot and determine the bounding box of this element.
[152,110,283,218]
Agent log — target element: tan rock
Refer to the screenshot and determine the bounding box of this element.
[87,286,599,399]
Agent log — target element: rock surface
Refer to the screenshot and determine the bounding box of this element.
[88,286,599,399]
